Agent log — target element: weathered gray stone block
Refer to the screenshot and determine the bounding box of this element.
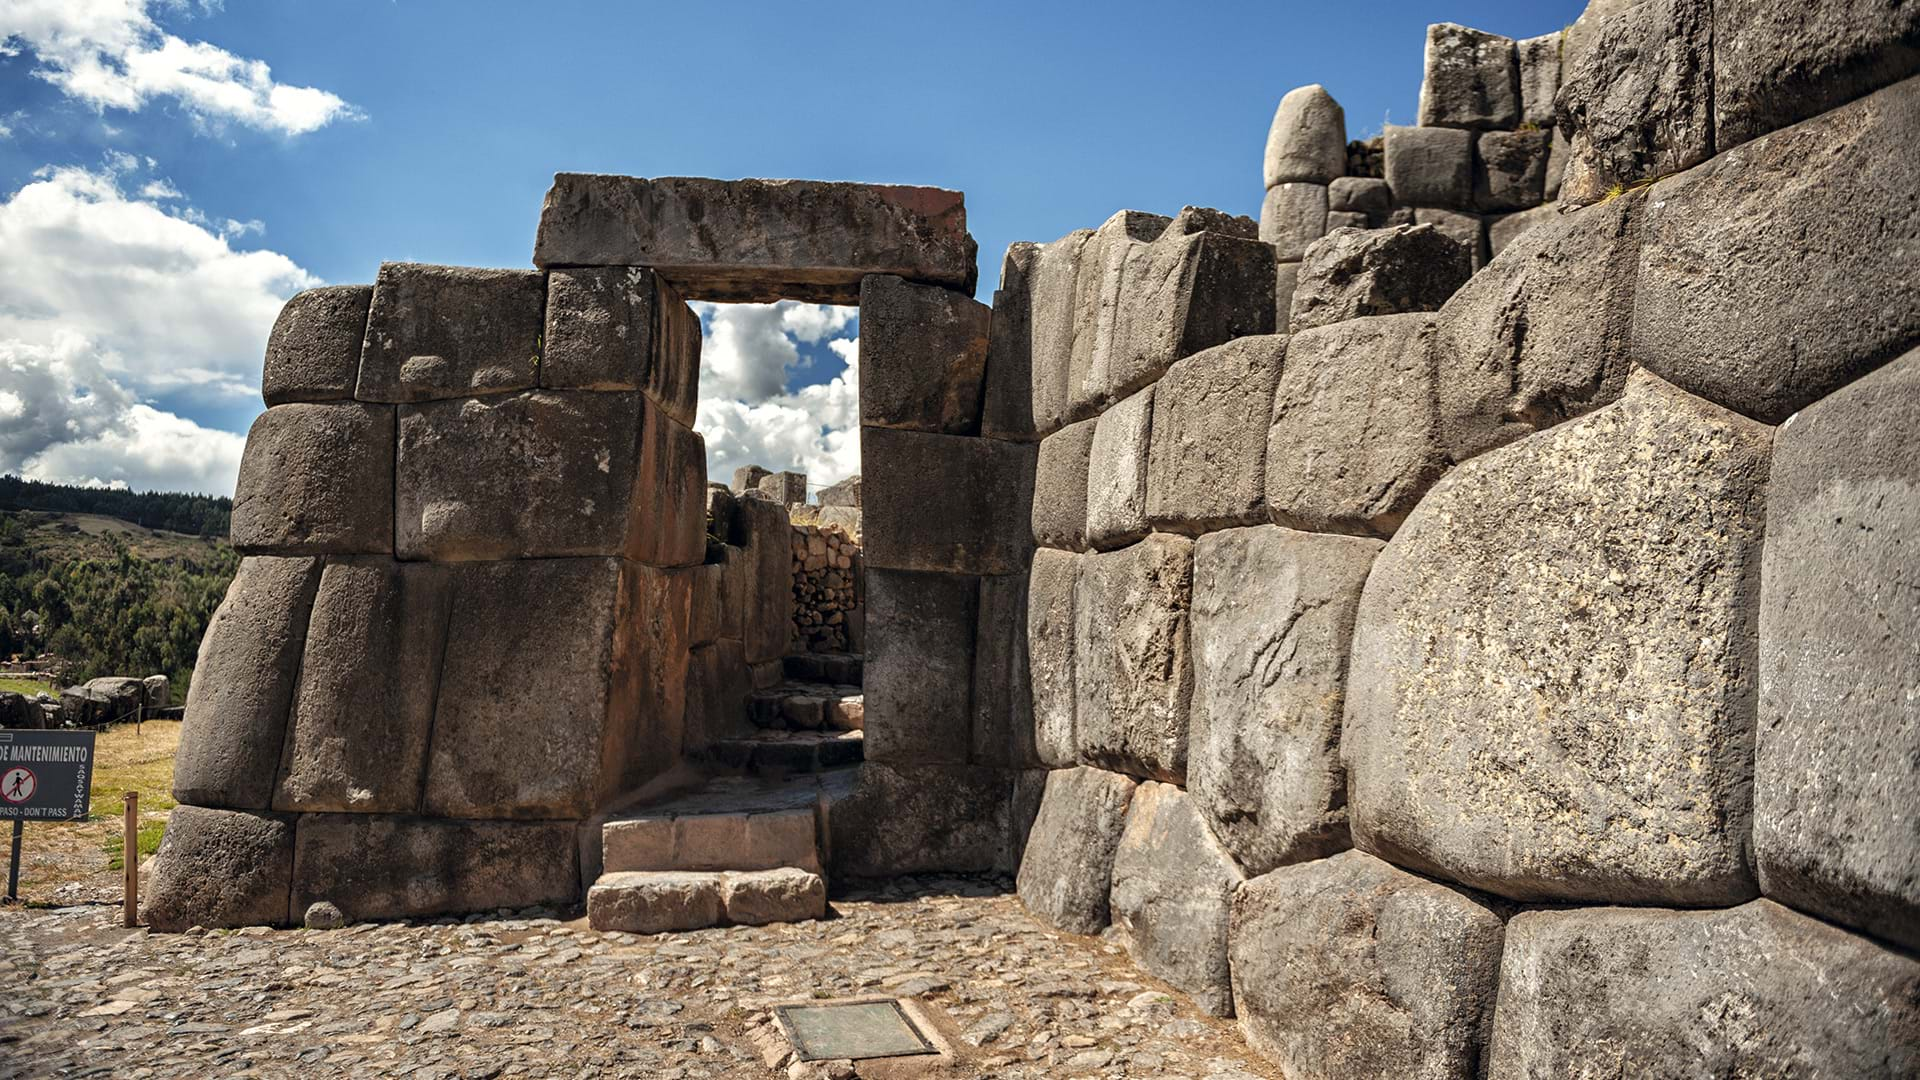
[972,572,1036,768]
[1327,176,1392,218]
[142,675,169,709]
[1632,77,1920,422]
[0,692,40,730]
[1144,336,1286,533]
[1556,0,1714,207]
[1105,213,1275,401]
[1232,850,1505,1080]
[1264,84,1347,186]
[730,492,794,664]
[1273,261,1299,332]
[1516,32,1562,128]
[1489,901,1920,1079]
[533,175,978,304]
[293,815,579,922]
[1068,211,1170,420]
[1383,125,1473,209]
[1475,128,1550,211]
[1324,211,1367,231]
[587,871,721,933]
[1031,417,1094,551]
[721,867,827,926]
[859,274,991,435]
[863,568,976,766]
[1027,549,1080,768]
[262,285,371,405]
[1015,766,1136,935]
[1485,201,1562,258]
[1545,124,1570,199]
[862,426,1034,576]
[425,558,688,819]
[145,806,296,931]
[1029,230,1092,436]
[1108,782,1244,1017]
[355,263,545,402]
[274,559,452,814]
[828,763,1010,877]
[1265,313,1445,537]
[541,266,700,426]
[755,470,805,506]
[685,638,749,750]
[1410,207,1486,268]
[1074,533,1193,783]
[1257,183,1326,261]
[174,557,322,809]
[1190,526,1379,876]
[1288,224,1470,333]
[731,464,769,494]
[1431,192,1642,463]
[1419,22,1519,130]
[1085,386,1153,551]
[230,403,394,555]
[1344,372,1772,905]
[1756,349,1920,950]
[1713,0,1920,150]
[981,242,1037,441]
[396,391,704,565]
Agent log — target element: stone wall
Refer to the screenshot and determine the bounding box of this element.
[788,522,862,654]
[1008,2,1920,1074]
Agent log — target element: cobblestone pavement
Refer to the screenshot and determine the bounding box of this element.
[0,875,1281,1079]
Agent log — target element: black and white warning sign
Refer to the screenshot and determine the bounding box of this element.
[0,730,94,821]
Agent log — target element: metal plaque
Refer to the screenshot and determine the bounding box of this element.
[772,999,937,1062]
[0,729,96,821]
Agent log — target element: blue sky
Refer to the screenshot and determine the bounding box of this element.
[0,0,1585,496]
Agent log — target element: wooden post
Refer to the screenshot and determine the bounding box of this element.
[122,791,138,928]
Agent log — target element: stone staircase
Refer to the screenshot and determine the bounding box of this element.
[585,653,864,934]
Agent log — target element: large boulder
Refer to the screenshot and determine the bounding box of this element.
[0,692,40,730]
[1026,230,1093,436]
[1073,533,1193,783]
[273,559,454,814]
[291,814,579,922]
[1418,22,1520,130]
[1067,211,1170,420]
[1232,851,1505,1080]
[1265,313,1445,537]
[1485,201,1563,258]
[1084,386,1153,550]
[1257,183,1327,261]
[1410,208,1486,268]
[261,285,371,405]
[145,806,296,931]
[1474,129,1550,211]
[541,266,701,425]
[1430,191,1643,463]
[1287,225,1469,333]
[861,427,1034,576]
[230,403,395,555]
[1026,549,1081,768]
[532,175,978,304]
[1107,782,1244,1017]
[1264,84,1347,186]
[1488,901,1920,1079]
[1630,77,1920,423]
[863,568,977,766]
[1105,210,1274,402]
[1712,0,1920,150]
[1189,525,1379,875]
[1755,349,1920,950]
[1144,335,1287,533]
[1555,0,1715,207]
[1015,766,1136,935]
[173,557,323,809]
[1383,125,1473,209]
[1515,32,1562,128]
[1031,417,1094,551]
[354,263,545,402]
[1343,371,1771,905]
[858,274,991,435]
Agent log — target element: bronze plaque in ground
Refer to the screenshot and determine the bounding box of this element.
[772,999,938,1062]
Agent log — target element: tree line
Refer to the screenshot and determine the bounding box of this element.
[0,475,232,537]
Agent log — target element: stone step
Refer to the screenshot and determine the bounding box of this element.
[705,729,863,775]
[600,770,856,876]
[748,681,863,732]
[586,868,827,933]
[782,651,863,686]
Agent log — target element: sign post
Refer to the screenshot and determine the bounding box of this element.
[122,791,138,927]
[0,730,97,904]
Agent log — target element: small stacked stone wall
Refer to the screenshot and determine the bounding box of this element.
[788,522,862,653]
[1007,2,1920,1074]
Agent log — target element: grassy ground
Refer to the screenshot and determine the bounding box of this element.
[0,676,57,696]
[6,719,178,904]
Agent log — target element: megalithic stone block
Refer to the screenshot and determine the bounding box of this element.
[1488,901,1920,1079]
[861,426,1035,576]
[859,274,991,435]
[863,568,977,766]
[1383,124,1474,210]
[1287,225,1470,333]
[173,557,323,809]
[533,174,978,304]
[354,263,546,403]
[731,492,794,664]
[1344,371,1772,906]
[262,285,372,405]
[972,572,1036,769]
[1031,417,1095,551]
[685,637,749,750]
[1074,533,1194,784]
[1190,525,1379,876]
[273,559,454,814]
[1258,183,1327,261]
[1027,549,1080,768]
[423,557,689,819]
[1712,0,1920,150]
[291,814,580,923]
[144,806,297,931]
[828,763,1011,877]
[1029,230,1092,435]
[732,464,771,494]
[1474,129,1550,212]
[1068,210,1173,420]
[1108,781,1244,1017]
[1516,32,1562,129]
[1755,349,1920,950]
[1410,208,1486,269]
[1485,202,1562,258]
[1419,22,1520,130]
[1145,336,1287,534]
[1232,851,1505,1080]
[1556,0,1714,207]
[1264,84,1348,186]
[1085,386,1154,551]
[395,390,704,566]
[541,266,701,426]
[1015,765,1137,935]
[230,402,395,555]
[1631,77,1920,423]
[981,242,1038,441]
[1328,176,1393,218]
[1106,207,1275,402]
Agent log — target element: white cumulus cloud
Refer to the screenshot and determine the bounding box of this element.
[693,303,861,490]
[0,0,361,136]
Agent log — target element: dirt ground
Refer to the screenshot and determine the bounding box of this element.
[4,720,178,907]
